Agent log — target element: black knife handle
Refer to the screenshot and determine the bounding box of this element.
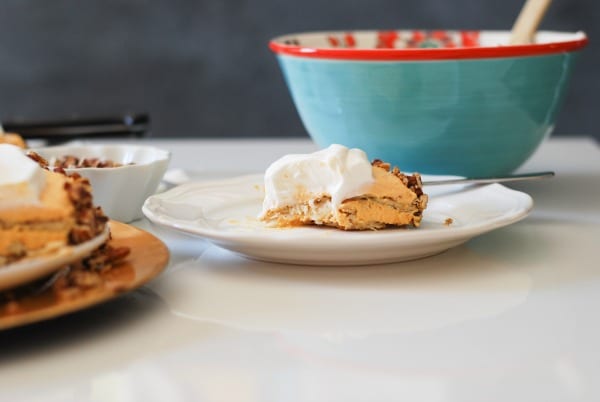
[2,113,150,144]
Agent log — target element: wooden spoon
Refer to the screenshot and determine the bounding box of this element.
[509,0,553,45]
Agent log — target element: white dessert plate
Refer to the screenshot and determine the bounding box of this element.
[0,225,110,291]
[143,174,533,266]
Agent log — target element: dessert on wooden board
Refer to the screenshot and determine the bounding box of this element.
[0,144,108,266]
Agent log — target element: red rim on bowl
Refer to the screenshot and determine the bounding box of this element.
[269,30,588,60]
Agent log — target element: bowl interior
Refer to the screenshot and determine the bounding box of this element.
[272,30,586,50]
[33,144,170,168]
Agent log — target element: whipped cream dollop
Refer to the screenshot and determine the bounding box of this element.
[0,144,46,207]
[261,144,374,213]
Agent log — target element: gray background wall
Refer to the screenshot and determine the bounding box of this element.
[0,0,597,139]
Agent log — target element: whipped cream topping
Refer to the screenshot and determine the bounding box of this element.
[261,144,374,213]
[0,144,46,208]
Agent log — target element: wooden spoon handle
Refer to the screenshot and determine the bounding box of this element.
[510,0,553,45]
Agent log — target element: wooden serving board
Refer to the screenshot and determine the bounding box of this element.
[0,221,169,330]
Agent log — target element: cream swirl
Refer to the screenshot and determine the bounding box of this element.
[261,144,374,214]
[0,144,46,208]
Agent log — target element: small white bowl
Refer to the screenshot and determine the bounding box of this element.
[31,144,171,222]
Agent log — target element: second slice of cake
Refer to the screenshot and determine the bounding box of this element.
[260,144,428,230]
[0,144,108,266]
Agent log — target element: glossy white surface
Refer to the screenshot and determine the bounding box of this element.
[1,137,599,402]
[143,174,532,265]
[0,225,109,291]
[31,144,170,222]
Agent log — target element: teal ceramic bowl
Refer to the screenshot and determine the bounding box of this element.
[270,30,587,176]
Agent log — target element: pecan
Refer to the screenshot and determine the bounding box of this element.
[52,155,127,169]
[372,159,391,171]
[72,226,96,243]
[26,151,49,168]
[106,246,130,262]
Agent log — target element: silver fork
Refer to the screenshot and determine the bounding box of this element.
[423,171,554,186]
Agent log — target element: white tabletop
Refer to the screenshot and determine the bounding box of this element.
[1,136,599,402]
